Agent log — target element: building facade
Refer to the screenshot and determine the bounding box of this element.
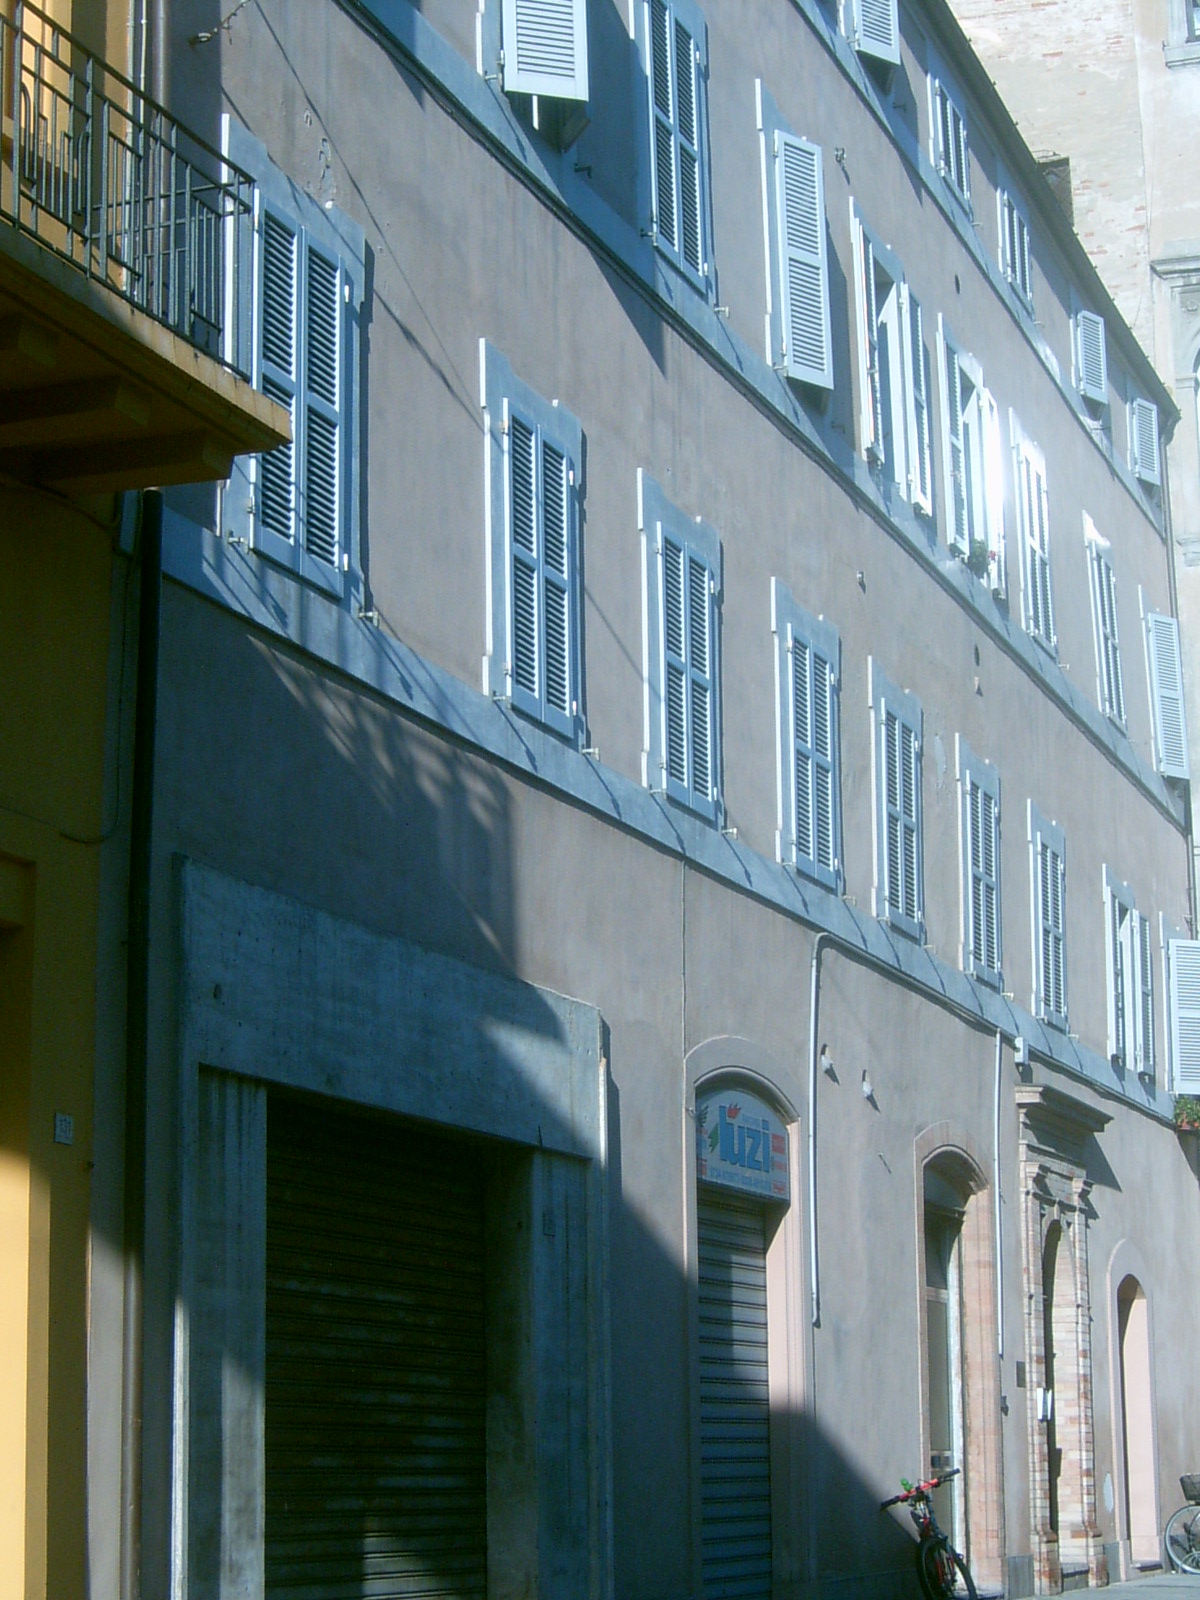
[46,2,1200,1600]
[949,0,1200,906]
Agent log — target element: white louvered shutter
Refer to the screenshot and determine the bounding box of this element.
[662,532,688,790]
[649,0,704,279]
[506,409,575,734]
[674,16,703,276]
[508,409,541,707]
[688,553,712,801]
[650,0,677,257]
[1136,913,1154,1076]
[791,631,837,877]
[1090,549,1124,724]
[944,344,968,552]
[1019,446,1054,647]
[1130,399,1160,486]
[884,705,920,927]
[982,392,1006,595]
[540,437,572,725]
[258,210,299,550]
[904,287,932,514]
[1076,311,1108,403]
[968,780,999,978]
[859,233,883,462]
[776,133,832,389]
[501,0,589,101]
[1107,891,1128,1065]
[301,244,341,571]
[1036,833,1066,1024]
[1147,612,1190,780]
[854,0,900,64]
[1169,938,1200,1091]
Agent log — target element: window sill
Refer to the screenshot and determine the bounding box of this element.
[1165,40,1200,66]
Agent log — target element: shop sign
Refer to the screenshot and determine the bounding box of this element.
[696,1088,789,1202]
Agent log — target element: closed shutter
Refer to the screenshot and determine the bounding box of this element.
[1146,613,1190,780]
[259,211,298,549]
[649,0,704,279]
[1130,398,1160,486]
[265,1096,487,1600]
[791,631,837,877]
[661,527,715,810]
[698,1193,772,1600]
[1136,913,1155,1076]
[302,245,341,570]
[501,0,589,101]
[776,133,832,389]
[1168,938,1200,1092]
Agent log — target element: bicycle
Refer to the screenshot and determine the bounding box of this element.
[881,1468,979,1600]
[1164,1473,1200,1573]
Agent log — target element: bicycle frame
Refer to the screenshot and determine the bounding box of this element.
[881,1469,976,1600]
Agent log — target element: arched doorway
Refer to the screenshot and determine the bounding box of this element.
[1117,1276,1158,1567]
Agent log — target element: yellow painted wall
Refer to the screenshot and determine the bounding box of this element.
[0,487,117,1600]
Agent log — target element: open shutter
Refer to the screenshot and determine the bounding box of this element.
[903,287,932,514]
[854,0,900,65]
[1169,938,1200,1091]
[688,553,713,802]
[1130,398,1160,486]
[674,16,703,277]
[1076,311,1108,403]
[776,134,832,389]
[943,340,968,552]
[258,210,299,557]
[857,229,882,462]
[501,0,589,100]
[1107,890,1128,1064]
[649,0,677,255]
[1147,612,1190,779]
[300,245,341,573]
[1135,913,1154,1076]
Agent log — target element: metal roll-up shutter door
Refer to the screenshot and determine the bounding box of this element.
[697,1192,772,1600]
[266,1095,487,1600]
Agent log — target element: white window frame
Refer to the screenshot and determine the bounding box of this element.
[938,318,1004,583]
[1165,925,1200,1092]
[1011,412,1055,653]
[223,120,365,604]
[1144,605,1191,780]
[639,470,722,821]
[998,187,1033,308]
[957,739,1001,988]
[870,659,923,940]
[772,578,841,890]
[930,74,971,209]
[852,207,931,511]
[1084,518,1125,727]
[1075,310,1109,406]
[756,83,834,391]
[1128,397,1161,486]
[1029,803,1067,1031]
[481,342,584,743]
[1104,869,1154,1076]
[641,0,711,290]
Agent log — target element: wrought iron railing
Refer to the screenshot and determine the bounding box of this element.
[0,1,254,377]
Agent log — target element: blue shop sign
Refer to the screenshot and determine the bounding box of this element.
[696,1088,789,1202]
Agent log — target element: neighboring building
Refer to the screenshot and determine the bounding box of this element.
[949,0,1200,902]
[34,3,1200,1600]
[0,4,284,1597]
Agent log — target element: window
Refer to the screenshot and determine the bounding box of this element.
[931,77,970,207]
[1011,414,1055,652]
[1166,934,1200,1091]
[1165,0,1200,59]
[1075,310,1108,405]
[1029,804,1067,1030]
[847,0,900,67]
[481,342,584,741]
[999,189,1033,307]
[643,0,710,287]
[853,211,932,512]
[1145,610,1190,780]
[957,739,1001,987]
[772,579,841,888]
[640,470,721,819]
[1129,398,1161,486]
[871,660,923,939]
[938,319,1004,585]
[1104,870,1154,1075]
[224,122,365,600]
[757,84,833,390]
[1085,521,1124,725]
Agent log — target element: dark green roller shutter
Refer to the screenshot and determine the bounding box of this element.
[697,1192,772,1599]
[265,1095,487,1599]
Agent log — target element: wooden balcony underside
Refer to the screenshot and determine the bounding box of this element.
[0,221,288,493]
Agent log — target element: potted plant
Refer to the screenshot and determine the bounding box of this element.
[1174,1094,1200,1133]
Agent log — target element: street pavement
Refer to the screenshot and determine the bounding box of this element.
[1093,1573,1200,1599]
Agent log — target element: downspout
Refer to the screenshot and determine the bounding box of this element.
[993,1028,1004,1359]
[120,490,162,1600]
[807,931,830,1332]
[1160,443,1198,937]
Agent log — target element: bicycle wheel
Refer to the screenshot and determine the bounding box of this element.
[917,1538,978,1600]
[1165,1505,1200,1573]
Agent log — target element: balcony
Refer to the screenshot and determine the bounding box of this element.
[0,1,287,491]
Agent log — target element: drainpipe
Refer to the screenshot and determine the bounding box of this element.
[993,1028,1004,1359]
[1160,444,1198,937]
[807,932,830,1330]
[120,490,162,1600]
